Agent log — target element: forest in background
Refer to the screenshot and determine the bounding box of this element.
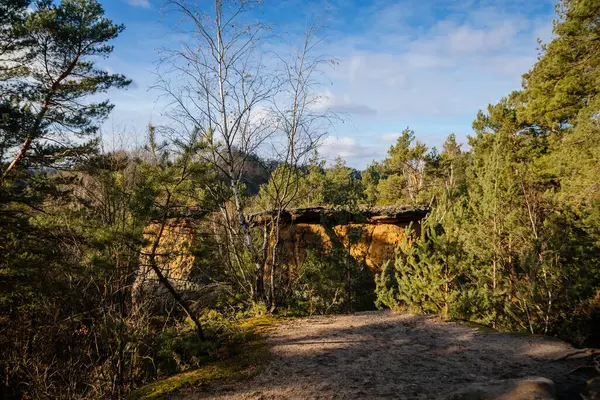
[1,0,600,398]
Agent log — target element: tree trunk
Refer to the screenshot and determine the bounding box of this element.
[148,255,205,340]
[231,180,265,304]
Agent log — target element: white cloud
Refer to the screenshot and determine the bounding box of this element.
[320,135,384,167]
[534,19,555,45]
[313,90,377,116]
[382,133,401,141]
[316,2,555,146]
[321,136,360,159]
[127,0,150,8]
[448,23,518,53]
[405,53,451,69]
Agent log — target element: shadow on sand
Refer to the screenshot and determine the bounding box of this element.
[182,311,594,400]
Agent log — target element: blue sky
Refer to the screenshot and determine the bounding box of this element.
[98,0,556,168]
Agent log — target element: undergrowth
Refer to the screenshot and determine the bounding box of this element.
[127,315,278,400]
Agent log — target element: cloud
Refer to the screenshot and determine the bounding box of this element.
[534,19,555,45]
[316,1,555,141]
[127,0,150,8]
[333,103,377,116]
[321,136,361,159]
[314,91,377,116]
[448,23,518,53]
[382,133,401,141]
[320,135,384,167]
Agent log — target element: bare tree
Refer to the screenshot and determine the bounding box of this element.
[156,0,278,303]
[260,19,337,310]
[156,0,335,307]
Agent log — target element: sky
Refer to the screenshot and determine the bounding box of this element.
[98,0,557,169]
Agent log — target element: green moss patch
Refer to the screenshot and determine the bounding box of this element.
[128,316,279,400]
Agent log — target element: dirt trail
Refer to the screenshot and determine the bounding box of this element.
[176,311,592,399]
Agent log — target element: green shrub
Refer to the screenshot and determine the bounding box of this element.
[287,241,375,316]
[374,222,467,320]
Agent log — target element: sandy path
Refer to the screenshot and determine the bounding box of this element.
[176,311,592,400]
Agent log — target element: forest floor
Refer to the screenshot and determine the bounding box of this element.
[170,311,597,400]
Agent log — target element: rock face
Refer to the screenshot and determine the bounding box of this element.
[279,222,412,270]
[135,206,429,302]
[133,219,198,302]
[255,205,429,270]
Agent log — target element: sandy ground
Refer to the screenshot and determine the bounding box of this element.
[175,311,595,400]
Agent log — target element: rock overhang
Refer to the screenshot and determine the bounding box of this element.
[249,205,430,226]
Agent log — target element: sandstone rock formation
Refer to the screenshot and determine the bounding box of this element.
[253,205,429,270]
[135,205,429,303]
[133,218,203,305]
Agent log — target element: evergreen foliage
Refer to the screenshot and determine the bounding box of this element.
[323,156,364,207]
[1,0,130,176]
[375,0,600,346]
[375,220,466,319]
[288,233,375,316]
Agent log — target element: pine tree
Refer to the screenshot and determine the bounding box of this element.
[439,134,467,198]
[519,0,600,130]
[361,161,380,206]
[323,156,363,207]
[376,174,407,205]
[378,128,428,204]
[1,0,130,177]
[375,219,466,320]
[296,150,326,208]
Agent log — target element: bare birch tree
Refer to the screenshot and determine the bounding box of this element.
[155,0,277,303]
[157,0,335,307]
[260,20,337,310]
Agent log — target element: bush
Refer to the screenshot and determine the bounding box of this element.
[557,291,600,347]
[374,223,466,320]
[287,242,375,316]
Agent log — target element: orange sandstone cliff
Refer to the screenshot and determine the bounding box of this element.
[251,206,429,271]
[136,205,429,298]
